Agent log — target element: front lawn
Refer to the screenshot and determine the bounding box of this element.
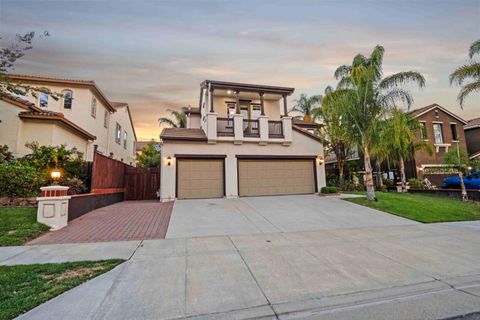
[0,259,124,320]
[0,207,50,246]
[344,192,480,223]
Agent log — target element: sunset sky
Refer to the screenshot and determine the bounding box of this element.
[1,0,478,140]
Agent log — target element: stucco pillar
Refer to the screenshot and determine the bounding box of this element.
[233,113,244,145]
[206,112,217,144]
[258,115,269,145]
[36,186,71,230]
[282,116,292,145]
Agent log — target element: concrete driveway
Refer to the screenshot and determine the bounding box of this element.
[166,195,417,238]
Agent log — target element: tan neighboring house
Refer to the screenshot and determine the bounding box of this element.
[0,74,137,165]
[159,80,326,201]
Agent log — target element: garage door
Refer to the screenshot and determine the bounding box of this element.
[177,159,224,199]
[238,159,315,196]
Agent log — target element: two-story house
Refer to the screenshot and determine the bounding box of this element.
[464,117,480,161]
[159,80,326,200]
[0,74,137,165]
[406,103,468,183]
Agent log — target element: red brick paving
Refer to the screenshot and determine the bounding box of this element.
[28,201,174,245]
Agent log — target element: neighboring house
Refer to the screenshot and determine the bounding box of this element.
[159,80,326,201]
[135,140,161,156]
[0,74,137,165]
[464,117,480,161]
[407,104,468,180]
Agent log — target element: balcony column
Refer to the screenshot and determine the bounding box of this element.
[260,92,265,116]
[206,112,217,144]
[282,94,288,117]
[235,90,240,114]
[281,116,292,146]
[233,113,243,145]
[209,87,215,112]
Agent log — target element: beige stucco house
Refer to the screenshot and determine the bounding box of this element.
[159,80,326,201]
[0,74,137,165]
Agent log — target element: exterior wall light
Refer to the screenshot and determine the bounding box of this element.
[51,169,61,180]
[167,156,172,166]
[317,156,324,165]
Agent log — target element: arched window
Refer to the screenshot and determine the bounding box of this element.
[39,91,49,108]
[63,90,73,109]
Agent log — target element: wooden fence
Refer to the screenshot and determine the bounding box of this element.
[125,167,160,200]
[90,145,130,192]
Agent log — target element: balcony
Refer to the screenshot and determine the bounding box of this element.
[217,117,234,136]
[212,114,292,145]
[243,119,260,137]
[268,120,283,138]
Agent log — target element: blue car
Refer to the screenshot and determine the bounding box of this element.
[441,170,480,190]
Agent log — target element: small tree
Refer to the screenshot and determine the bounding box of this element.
[136,140,161,168]
[1,31,61,100]
[158,108,187,128]
[443,146,469,201]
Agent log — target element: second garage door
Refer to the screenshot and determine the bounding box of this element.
[177,159,224,199]
[238,159,315,197]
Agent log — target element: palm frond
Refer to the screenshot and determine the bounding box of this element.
[334,65,352,80]
[379,71,426,90]
[378,88,414,109]
[469,39,480,59]
[158,117,178,128]
[449,62,480,85]
[457,80,480,108]
[352,54,367,68]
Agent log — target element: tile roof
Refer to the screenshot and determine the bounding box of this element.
[292,118,320,128]
[408,103,467,124]
[0,92,41,111]
[160,128,207,141]
[6,74,116,112]
[18,110,96,140]
[465,117,480,130]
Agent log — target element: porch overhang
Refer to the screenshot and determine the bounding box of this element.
[201,80,295,95]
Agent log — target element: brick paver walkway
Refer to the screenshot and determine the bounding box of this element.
[29,201,174,245]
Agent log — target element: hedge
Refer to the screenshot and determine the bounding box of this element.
[0,162,46,197]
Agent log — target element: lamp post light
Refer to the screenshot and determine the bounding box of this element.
[50,169,61,184]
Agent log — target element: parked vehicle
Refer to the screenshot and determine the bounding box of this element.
[441,171,480,190]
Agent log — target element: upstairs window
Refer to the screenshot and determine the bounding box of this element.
[252,105,261,119]
[123,131,127,149]
[450,123,458,141]
[420,122,427,140]
[433,123,443,144]
[39,92,49,108]
[104,110,109,128]
[115,123,121,144]
[91,97,97,118]
[62,90,73,109]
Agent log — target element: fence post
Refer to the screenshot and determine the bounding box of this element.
[36,186,71,230]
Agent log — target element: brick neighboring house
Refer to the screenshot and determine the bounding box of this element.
[405,104,468,184]
[464,117,480,161]
[324,104,469,186]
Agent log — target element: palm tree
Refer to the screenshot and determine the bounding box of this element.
[314,86,354,179]
[450,39,480,108]
[290,94,322,122]
[158,108,187,128]
[377,109,433,192]
[334,45,425,200]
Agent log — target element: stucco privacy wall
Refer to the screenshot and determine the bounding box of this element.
[160,130,326,201]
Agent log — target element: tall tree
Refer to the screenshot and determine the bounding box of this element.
[334,45,425,200]
[449,39,480,108]
[375,109,432,192]
[158,108,187,128]
[290,94,322,122]
[136,140,161,168]
[315,86,354,179]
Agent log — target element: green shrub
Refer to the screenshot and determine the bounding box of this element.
[321,186,329,194]
[408,178,426,189]
[0,162,46,197]
[57,177,86,195]
[327,186,338,193]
